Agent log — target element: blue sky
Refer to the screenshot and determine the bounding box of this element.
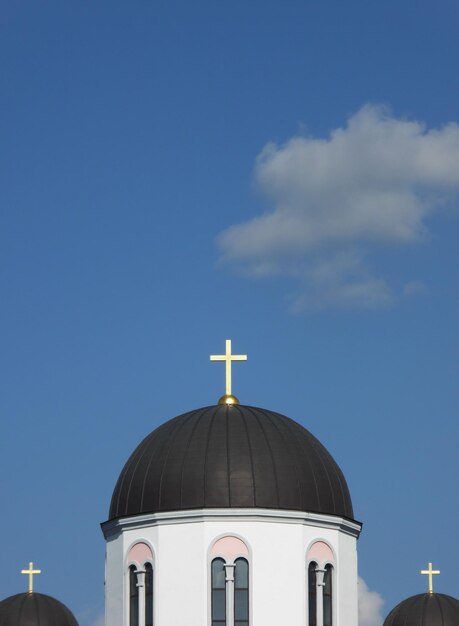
[1,2,458,625]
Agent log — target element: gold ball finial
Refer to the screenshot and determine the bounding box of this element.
[218,394,240,405]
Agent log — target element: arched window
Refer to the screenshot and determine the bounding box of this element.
[307,541,335,626]
[127,542,154,626]
[323,565,333,626]
[308,562,317,626]
[211,558,226,626]
[210,536,250,626]
[129,565,139,626]
[234,558,249,626]
[145,562,153,626]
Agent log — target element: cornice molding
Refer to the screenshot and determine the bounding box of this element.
[101,508,362,540]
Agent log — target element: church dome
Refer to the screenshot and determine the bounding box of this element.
[383,593,459,626]
[0,593,79,626]
[109,404,354,520]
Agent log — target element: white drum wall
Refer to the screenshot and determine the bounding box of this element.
[103,509,360,626]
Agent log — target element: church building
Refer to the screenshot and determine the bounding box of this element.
[0,340,458,626]
[102,339,361,626]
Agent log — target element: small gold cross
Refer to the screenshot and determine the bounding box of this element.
[210,339,247,400]
[21,561,41,593]
[420,562,440,593]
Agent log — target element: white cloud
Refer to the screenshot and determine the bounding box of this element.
[358,576,385,626]
[288,248,394,312]
[217,104,459,310]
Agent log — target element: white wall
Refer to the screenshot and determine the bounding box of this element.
[103,509,361,626]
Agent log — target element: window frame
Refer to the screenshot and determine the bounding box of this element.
[208,535,251,626]
[211,557,227,626]
[306,540,336,626]
[128,563,140,626]
[125,540,155,626]
[234,557,249,626]
[322,563,333,626]
[308,561,318,626]
[144,560,154,626]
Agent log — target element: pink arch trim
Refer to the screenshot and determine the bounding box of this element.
[128,542,153,564]
[211,536,249,560]
[308,541,334,565]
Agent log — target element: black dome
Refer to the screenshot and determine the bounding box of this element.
[383,593,459,626]
[0,593,79,626]
[109,404,354,520]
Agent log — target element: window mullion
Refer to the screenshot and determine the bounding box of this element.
[135,568,146,626]
[224,563,236,626]
[315,568,326,626]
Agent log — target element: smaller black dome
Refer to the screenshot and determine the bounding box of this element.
[0,593,79,626]
[383,593,459,626]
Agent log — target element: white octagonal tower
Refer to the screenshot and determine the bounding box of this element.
[101,401,361,626]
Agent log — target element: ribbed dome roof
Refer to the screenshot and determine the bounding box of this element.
[109,404,354,520]
[0,593,79,626]
[383,593,459,626]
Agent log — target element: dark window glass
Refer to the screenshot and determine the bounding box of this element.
[145,563,153,626]
[211,558,226,626]
[323,565,333,626]
[234,558,249,623]
[129,565,139,626]
[212,589,226,620]
[234,559,248,588]
[308,562,317,626]
[235,590,248,619]
[212,558,226,588]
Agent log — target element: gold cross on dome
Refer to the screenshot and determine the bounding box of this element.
[210,339,247,404]
[21,562,41,593]
[420,562,440,593]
